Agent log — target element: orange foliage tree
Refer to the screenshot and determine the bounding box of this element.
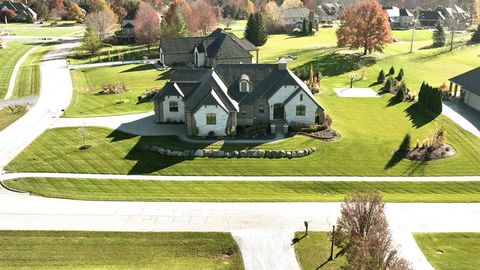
[337,0,392,55]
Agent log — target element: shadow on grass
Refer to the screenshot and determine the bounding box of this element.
[404,103,439,128]
[386,95,401,107]
[384,134,410,170]
[292,51,377,79]
[156,71,170,81]
[291,233,307,246]
[120,64,156,73]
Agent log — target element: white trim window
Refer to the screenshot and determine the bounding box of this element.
[296,105,306,116]
[169,101,179,112]
[206,113,216,125]
[240,80,249,92]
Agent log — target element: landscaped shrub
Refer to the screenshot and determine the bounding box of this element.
[418,81,442,114]
[396,68,404,81]
[137,88,161,103]
[383,77,394,93]
[433,23,446,47]
[396,81,406,101]
[388,66,395,76]
[98,83,129,95]
[377,70,385,83]
[472,24,480,43]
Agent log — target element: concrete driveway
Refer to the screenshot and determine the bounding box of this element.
[443,100,480,137]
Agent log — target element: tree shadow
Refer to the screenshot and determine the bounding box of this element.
[120,64,156,73]
[384,134,410,170]
[292,51,377,80]
[404,104,439,128]
[156,71,170,81]
[386,95,401,107]
[291,233,308,246]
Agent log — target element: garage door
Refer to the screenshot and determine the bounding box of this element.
[466,91,480,112]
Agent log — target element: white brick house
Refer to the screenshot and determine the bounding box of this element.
[153,62,324,137]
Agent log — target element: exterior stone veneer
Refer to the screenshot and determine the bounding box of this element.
[142,145,317,159]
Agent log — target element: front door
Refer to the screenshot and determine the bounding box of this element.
[273,103,284,120]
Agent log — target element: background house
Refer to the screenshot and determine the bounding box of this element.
[384,6,414,29]
[449,67,480,112]
[419,10,445,27]
[281,8,319,32]
[0,0,37,22]
[116,9,136,43]
[153,62,324,137]
[159,28,258,68]
[316,3,341,25]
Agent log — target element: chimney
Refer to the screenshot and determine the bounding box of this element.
[278,58,287,70]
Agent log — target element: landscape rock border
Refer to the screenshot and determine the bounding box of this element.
[141,145,317,159]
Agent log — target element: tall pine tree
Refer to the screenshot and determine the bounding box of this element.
[433,23,446,47]
[244,12,268,46]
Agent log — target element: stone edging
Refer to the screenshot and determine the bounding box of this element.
[141,145,317,159]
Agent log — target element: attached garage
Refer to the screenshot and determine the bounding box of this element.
[449,67,480,112]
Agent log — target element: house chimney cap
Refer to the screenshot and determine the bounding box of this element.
[278,58,288,70]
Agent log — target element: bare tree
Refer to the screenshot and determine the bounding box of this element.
[193,0,218,36]
[134,1,161,53]
[334,191,411,270]
[85,8,119,40]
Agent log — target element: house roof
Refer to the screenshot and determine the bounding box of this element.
[0,0,37,18]
[449,67,480,96]
[419,10,445,21]
[384,6,400,17]
[399,9,413,17]
[282,7,319,19]
[160,28,257,60]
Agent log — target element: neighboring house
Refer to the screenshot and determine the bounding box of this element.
[153,61,325,137]
[0,0,37,22]
[316,3,341,24]
[418,10,445,27]
[159,28,258,68]
[282,8,319,32]
[436,5,469,27]
[384,6,414,29]
[116,9,136,43]
[221,3,248,19]
[449,67,480,112]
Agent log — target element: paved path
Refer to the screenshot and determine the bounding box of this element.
[443,101,480,137]
[69,60,154,70]
[0,189,478,269]
[0,42,78,170]
[4,45,39,100]
[0,95,38,110]
[2,172,480,182]
[53,113,286,144]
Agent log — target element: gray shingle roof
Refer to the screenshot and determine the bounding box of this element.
[449,67,480,96]
[282,7,319,19]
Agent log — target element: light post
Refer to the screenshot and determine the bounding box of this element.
[349,73,357,89]
[329,225,335,261]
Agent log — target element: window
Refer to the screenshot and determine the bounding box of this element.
[258,104,265,113]
[240,81,249,92]
[300,94,303,101]
[296,105,306,116]
[169,101,178,112]
[206,113,216,125]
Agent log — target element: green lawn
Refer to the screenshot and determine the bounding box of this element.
[12,43,55,98]
[294,231,345,270]
[4,25,84,37]
[414,233,480,270]
[0,107,27,131]
[66,64,168,117]
[5,178,480,202]
[68,44,160,65]
[0,231,243,270]
[0,42,36,98]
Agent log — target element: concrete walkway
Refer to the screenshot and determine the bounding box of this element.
[2,172,480,182]
[0,188,478,269]
[0,42,78,170]
[443,101,480,137]
[4,45,39,100]
[0,95,38,110]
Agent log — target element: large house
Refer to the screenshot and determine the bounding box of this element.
[116,9,136,43]
[159,28,258,68]
[281,8,319,32]
[153,61,324,137]
[384,6,414,29]
[0,0,37,22]
[316,3,341,24]
[419,10,445,27]
[449,68,480,112]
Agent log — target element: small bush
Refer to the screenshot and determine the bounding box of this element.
[98,83,129,95]
[377,70,385,83]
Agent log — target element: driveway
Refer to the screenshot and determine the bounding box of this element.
[0,41,78,170]
[443,100,480,137]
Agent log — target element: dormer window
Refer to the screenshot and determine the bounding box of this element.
[239,74,250,93]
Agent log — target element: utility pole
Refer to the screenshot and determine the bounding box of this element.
[409,27,416,53]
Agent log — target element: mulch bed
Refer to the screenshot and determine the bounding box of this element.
[296,128,341,142]
[395,144,456,161]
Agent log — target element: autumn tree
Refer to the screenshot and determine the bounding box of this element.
[161,0,189,37]
[264,0,283,33]
[472,0,480,25]
[337,0,393,55]
[472,24,480,42]
[144,0,164,10]
[111,0,128,20]
[225,0,244,18]
[194,0,218,36]
[82,28,103,57]
[245,0,255,14]
[303,0,316,10]
[135,1,161,53]
[87,0,110,13]
[67,3,85,22]
[85,8,119,40]
[244,12,268,46]
[0,9,17,22]
[280,0,302,9]
[30,0,49,19]
[334,191,411,270]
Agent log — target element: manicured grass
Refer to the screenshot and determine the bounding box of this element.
[414,233,480,270]
[392,29,433,41]
[68,44,159,65]
[0,42,36,98]
[0,107,27,131]
[5,26,84,37]
[294,231,345,270]
[66,64,168,117]
[0,230,243,270]
[12,43,55,98]
[5,178,480,202]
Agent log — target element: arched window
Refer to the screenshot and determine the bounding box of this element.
[169,101,179,112]
[296,105,306,116]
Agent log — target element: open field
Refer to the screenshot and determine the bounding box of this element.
[294,231,345,270]
[5,178,480,202]
[0,230,243,270]
[66,64,168,117]
[68,44,159,65]
[0,107,27,132]
[12,43,55,98]
[414,233,480,270]
[0,42,36,99]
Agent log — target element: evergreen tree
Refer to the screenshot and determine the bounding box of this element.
[81,29,103,57]
[396,68,404,81]
[377,70,385,83]
[302,18,308,35]
[244,12,268,46]
[384,77,393,93]
[472,24,480,43]
[433,23,446,47]
[418,82,426,106]
[396,81,406,102]
[308,20,313,35]
[175,14,188,38]
[388,66,395,76]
